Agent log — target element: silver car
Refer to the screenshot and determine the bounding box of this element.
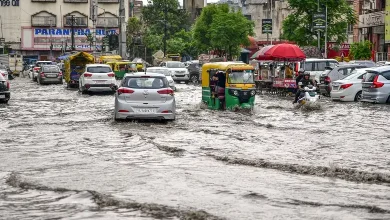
[114,72,176,121]
[161,61,190,83]
[361,66,390,104]
[37,65,63,85]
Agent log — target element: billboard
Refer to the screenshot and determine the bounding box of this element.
[21,27,119,51]
[386,1,390,43]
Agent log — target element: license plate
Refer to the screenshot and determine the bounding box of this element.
[136,108,156,113]
[47,74,56,77]
[0,95,5,98]
[94,80,106,83]
[363,88,370,92]
[333,86,338,90]
[320,81,324,83]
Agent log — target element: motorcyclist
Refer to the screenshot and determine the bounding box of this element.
[293,71,313,103]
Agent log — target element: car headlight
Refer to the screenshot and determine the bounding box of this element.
[250,90,256,96]
[233,90,239,96]
[169,80,174,83]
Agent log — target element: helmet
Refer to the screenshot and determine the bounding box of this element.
[304,72,310,77]
[298,69,305,74]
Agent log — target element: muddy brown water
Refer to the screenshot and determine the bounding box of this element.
[0,78,390,219]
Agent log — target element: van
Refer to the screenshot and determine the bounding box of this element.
[296,58,339,83]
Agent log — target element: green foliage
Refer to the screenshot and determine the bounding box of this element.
[126,17,143,46]
[349,40,372,60]
[142,0,190,36]
[193,3,254,57]
[282,0,356,46]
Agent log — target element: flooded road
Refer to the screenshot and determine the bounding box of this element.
[1,78,390,219]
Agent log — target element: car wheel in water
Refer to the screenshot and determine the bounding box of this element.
[386,96,390,104]
[354,91,362,102]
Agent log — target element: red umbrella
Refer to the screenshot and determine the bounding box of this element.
[265,43,306,61]
[253,45,274,60]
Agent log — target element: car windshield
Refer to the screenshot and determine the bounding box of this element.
[148,69,170,76]
[43,66,60,72]
[125,77,168,89]
[167,62,185,68]
[228,70,255,84]
[87,66,111,73]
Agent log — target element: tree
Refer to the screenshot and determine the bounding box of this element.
[210,11,254,59]
[349,40,372,60]
[282,0,356,46]
[142,0,190,36]
[126,17,144,58]
[193,4,254,58]
[193,4,230,52]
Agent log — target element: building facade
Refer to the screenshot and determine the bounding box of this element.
[0,0,130,59]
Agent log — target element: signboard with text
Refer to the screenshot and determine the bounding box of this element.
[262,19,272,34]
[21,27,119,51]
[386,1,390,43]
[313,13,326,31]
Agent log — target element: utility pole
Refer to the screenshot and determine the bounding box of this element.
[317,0,320,51]
[119,0,126,58]
[70,15,75,51]
[163,0,167,57]
[90,0,97,58]
[324,2,328,58]
[49,19,53,60]
[270,0,273,45]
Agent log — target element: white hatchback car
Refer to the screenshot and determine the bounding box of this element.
[79,64,117,94]
[114,72,176,121]
[330,68,371,102]
[145,67,176,91]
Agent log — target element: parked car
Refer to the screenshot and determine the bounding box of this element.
[114,72,176,121]
[318,64,367,96]
[330,68,371,102]
[0,65,8,80]
[79,64,117,94]
[32,61,53,81]
[146,67,176,91]
[186,60,201,84]
[160,61,190,83]
[348,60,377,67]
[37,65,63,85]
[296,58,339,83]
[23,64,34,78]
[0,73,10,103]
[361,66,390,104]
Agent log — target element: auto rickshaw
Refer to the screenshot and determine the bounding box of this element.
[99,55,122,64]
[106,61,137,79]
[201,62,256,110]
[64,52,94,88]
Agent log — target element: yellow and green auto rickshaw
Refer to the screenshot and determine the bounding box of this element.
[106,61,137,79]
[64,52,95,88]
[99,55,122,64]
[201,62,256,110]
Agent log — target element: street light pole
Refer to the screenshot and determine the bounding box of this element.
[270,0,273,45]
[163,0,167,58]
[317,0,320,51]
[324,2,328,58]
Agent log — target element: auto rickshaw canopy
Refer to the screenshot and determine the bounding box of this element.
[63,52,95,83]
[99,55,122,63]
[201,62,255,88]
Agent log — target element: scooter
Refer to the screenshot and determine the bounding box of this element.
[297,85,320,105]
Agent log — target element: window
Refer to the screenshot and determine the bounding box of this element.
[381,71,390,80]
[42,66,60,72]
[32,0,56,2]
[315,62,327,71]
[125,77,168,89]
[98,0,119,2]
[32,16,56,27]
[303,62,313,71]
[347,23,353,34]
[87,66,112,73]
[357,73,366,79]
[64,0,87,2]
[97,17,119,28]
[147,69,171,76]
[64,16,87,27]
[228,70,254,84]
[166,62,185,68]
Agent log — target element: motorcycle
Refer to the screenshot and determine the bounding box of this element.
[297,84,320,106]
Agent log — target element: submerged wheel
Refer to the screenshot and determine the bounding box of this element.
[354,91,362,102]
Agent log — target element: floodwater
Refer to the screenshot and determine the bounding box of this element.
[1,78,390,220]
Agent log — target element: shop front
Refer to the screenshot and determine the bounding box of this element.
[359,11,385,61]
[21,27,119,60]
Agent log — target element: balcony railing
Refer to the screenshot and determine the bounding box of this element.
[97,17,119,28]
[64,16,88,27]
[31,0,56,2]
[31,16,56,27]
[64,0,88,2]
[98,0,119,3]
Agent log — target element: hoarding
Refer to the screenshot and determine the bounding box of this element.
[386,2,390,43]
[21,27,119,51]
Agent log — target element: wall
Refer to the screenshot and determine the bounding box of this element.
[244,0,292,42]
[0,1,22,44]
